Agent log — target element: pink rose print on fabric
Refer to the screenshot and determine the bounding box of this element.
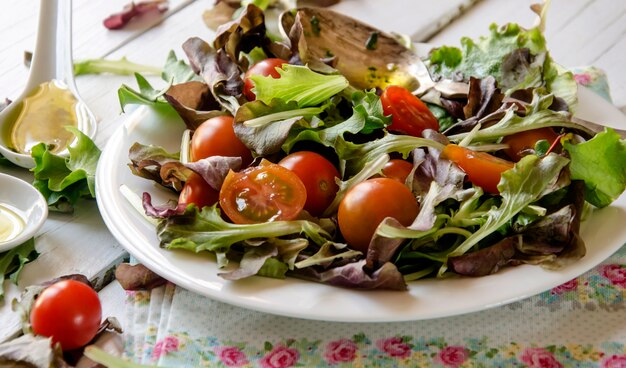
[324,338,358,364]
[259,345,300,368]
[551,278,578,294]
[574,73,592,85]
[520,347,563,368]
[436,346,469,367]
[215,346,249,367]
[151,336,179,359]
[602,264,626,288]
[602,354,626,368]
[376,337,411,359]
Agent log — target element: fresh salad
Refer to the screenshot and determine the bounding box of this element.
[121,4,626,291]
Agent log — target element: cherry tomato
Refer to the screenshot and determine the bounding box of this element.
[179,172,219,209]
[502,128,559,161]
[30,280,102,351]
[382,159,414,183]
[243,58,288,101]
[338,178,419,253]
[441,144,514,194]
[278,151,340,217]
[219,163,307,224]
[191,116,252,167]
[380,85,439,137]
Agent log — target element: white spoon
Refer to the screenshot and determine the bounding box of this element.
[0,0,97,169]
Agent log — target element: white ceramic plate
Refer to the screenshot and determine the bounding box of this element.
[96,88,626,322]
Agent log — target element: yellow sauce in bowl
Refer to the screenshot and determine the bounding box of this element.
[0,204,25,243]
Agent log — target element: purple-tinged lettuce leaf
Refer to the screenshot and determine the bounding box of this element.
[142,192,187,219]
[128,143,180,190]
[449,236,517,276]
[183,37,243,114]
[291,260,407,291]
[114,262,167,290]
[164,81,226,130]
[185,155,242,191]
[213,4,267,63]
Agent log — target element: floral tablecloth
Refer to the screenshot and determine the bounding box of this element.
[122,69,626,368]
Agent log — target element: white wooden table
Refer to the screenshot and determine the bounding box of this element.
[1,0,624,344]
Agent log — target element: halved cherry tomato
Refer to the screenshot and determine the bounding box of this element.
[179,173,219,209]
[219,163,307,224]
[382,159,414,183]
[502,128,559,161]
[338,178,419,253]
[279,151,340,217]
[191,116,252,167]
[380,85,439,137]
[441,144,514,194]
[243,58,288,101]
[30,280,102,351]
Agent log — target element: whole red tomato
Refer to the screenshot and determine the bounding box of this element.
[338,178,419,253]
[382,159,414,183]
[380,85,439,137]
[179,172,219,209]
[243,58,288,101]
[190,116,252,167]
[30,280,102,351]
[279,151,340,217]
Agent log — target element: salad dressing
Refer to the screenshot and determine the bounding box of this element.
[0,204,25,243]
[4,80,79,154]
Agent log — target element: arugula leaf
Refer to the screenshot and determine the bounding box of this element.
[30,128,101,212]
[73,57,162,77]
[0,239,38,300]
[162,50,203,84]
[447,93,594,143]
[440,153,569,274]
[337,134,444,175]
[563,128,626,208]
[159,205,331,255]
[118,73,171,111]
[250,65,349,107]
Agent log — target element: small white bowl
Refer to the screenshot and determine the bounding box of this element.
[0,173,48,252]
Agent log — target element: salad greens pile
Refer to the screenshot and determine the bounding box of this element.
[122,4,626,290]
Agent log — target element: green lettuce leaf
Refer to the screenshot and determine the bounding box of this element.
[233,99,322,156]
[30,127,101,212]
[563,129,626,208]
[159,205,331,256]
[0,239,38,300]
[250,64,349,107]
[282,90,390,153]
[428,23,577,108]
[440,153,569,275]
